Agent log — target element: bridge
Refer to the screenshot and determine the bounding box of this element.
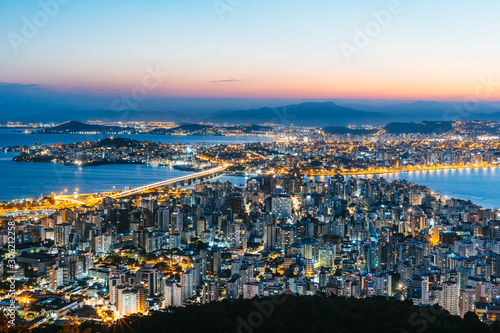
[110,166,227,199]
[0,167,229,214]
[54,196,87,205]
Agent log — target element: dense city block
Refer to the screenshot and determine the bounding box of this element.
[2,124,500,330]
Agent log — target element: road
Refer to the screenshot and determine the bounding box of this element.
[1,166,227,216]
[110,166,227,198]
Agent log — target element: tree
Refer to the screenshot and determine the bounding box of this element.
[57,323,91,333]
[464,311,480,322]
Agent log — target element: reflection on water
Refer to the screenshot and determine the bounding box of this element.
[0,151,194,201]
[0,130,273,201]
[376,168,499,209]
[0,128,273,147]
[304,168,499,209]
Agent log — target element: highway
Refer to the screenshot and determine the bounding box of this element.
[1,166,227,215]
[110,166,227,198]
[54,196,87,205]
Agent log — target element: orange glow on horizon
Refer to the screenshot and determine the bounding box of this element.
[13,74,500,102]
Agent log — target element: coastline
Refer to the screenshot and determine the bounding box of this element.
[304,164,500,177]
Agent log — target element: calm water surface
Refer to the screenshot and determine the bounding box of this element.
[377,168,500,209]
[309,168,500,209]
[1,129,499,208]
[0,129,272,201]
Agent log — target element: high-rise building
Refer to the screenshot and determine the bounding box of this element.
[318,267,328,290]
[47,265,64,291]
[171,211,183,232]
[202,279,219,304]
[228,222,247,249]
[459,288,476,318]
[109,264,130,305]
[243,282,263,299]
[55,223,71,247]
[196,218,206,237]
[165,283,183,308]
[180,268,195,299]
[157,207,170,232]
[210,247,221,275]
[136,264,159,297]
[226,276,241,300]
[442,279,459,316]
[373,272,392,296]
[272,195,293,219]
[117,287,139,316]
[407,274,429,305]
[92,233,111,254]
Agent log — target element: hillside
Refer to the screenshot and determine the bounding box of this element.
[22,110,190,124]
[384,121,453,134]
[324,121,454,136]
[35,121,134,134]
[27,295,499,333]
[148,124,213,134]
[323,126,379,135]
[206,102,390,126]
[336,100,500,121]
[225,124,273,133]
[15,101,500,127]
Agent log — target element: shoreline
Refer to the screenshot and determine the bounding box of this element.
[305,164,500,177]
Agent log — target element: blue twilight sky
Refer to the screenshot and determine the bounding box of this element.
[0,0,500,115]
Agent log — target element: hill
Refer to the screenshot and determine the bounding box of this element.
[21,110,193,124]
[35,121,134,134]
[15,101,500,127]
[148,124,213,134]
[206,102,390,126]
[27,295,499,333]
[384,121,453,134]
[323,126,379,135]
[227,124,273,133]
[324,121,454,136]
[94,137,142,148]
[336,100,500,122]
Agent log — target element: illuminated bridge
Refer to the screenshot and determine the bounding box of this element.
[110,166,227,199]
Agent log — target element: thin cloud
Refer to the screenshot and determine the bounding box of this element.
[0,83,42,88]
[209,79,242,83]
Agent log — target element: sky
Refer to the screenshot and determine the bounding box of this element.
[1,0,500,115]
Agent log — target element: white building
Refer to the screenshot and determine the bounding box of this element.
[373,273,392,296]
[243,282,263,299]
[48,265,64,291]
[165,283,183,307]
[442,280,459,316]
[92,233,111,254]
[272,195,293,218]
[117,288,139,316]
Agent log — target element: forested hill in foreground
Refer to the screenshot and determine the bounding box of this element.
[23,295,500,333]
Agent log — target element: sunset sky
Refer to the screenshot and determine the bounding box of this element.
[1,0,500,108]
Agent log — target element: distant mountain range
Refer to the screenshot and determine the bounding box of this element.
[336,100,500,121]
[8,101,500,126]
[324,121,454,136]
[205,102,390,126]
